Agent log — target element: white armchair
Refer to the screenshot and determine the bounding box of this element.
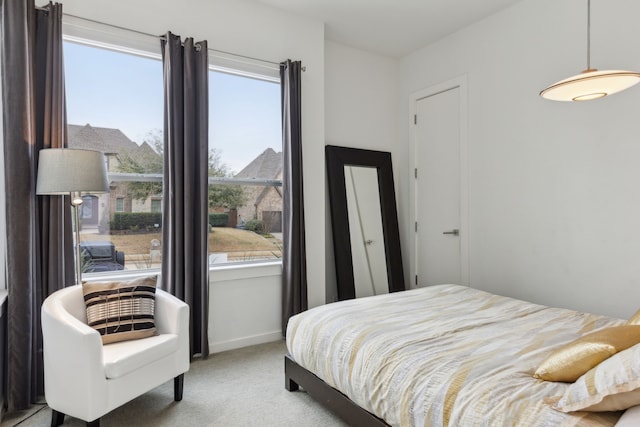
[41,284,190,426]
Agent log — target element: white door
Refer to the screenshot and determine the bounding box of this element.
[415,86,464,286]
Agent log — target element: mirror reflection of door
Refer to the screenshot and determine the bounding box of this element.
[344,165,389,297]
[81,195,99,228]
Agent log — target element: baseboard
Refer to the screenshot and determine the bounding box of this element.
[209,330,282,353]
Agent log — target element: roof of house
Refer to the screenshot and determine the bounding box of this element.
[235,148,283,208]
[135,141,162,164]
[68,124,137,153]
[235,147,282,180]
[67,124,161,165]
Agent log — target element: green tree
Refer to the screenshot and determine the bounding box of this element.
[146,129,164,155]
[117,129,246,209]
[208,149,247,209]
[116,130,163,201]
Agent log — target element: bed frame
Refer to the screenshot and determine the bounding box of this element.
[284,354,390,427]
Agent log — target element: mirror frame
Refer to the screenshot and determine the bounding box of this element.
[326,145,405,300]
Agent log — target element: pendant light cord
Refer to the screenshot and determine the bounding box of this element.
[586,0,591,70]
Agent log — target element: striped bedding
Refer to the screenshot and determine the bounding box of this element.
[286,284,624,426]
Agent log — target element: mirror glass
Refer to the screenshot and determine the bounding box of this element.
[344,166,389,297]
[326,145,405,301]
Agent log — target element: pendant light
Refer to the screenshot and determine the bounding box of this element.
[540,0,640,101]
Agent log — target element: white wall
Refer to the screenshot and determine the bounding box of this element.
[56,0,325,351]
[324,41,402,300]
[209,263,282,352]
[399,0,640,318]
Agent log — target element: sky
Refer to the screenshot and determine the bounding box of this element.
[64,41,282,174]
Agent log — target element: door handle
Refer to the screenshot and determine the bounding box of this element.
[442,229,459,236]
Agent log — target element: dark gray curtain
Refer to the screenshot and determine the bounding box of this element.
[1,0,73,411]
[280,60,307,336]
[161,32,210,358]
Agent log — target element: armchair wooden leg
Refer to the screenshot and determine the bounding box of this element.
[174,374,184,401]
[87,419,100,427]
[51,410,65,427]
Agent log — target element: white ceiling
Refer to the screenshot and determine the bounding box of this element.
[248,0,525,58]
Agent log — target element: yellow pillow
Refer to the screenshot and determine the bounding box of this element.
[534,325,640,383]
[627,309,640,325]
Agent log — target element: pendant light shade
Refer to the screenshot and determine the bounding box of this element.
[540,68,640,101]
[540,0,640,101]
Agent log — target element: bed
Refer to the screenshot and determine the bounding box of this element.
[285,284,640,426]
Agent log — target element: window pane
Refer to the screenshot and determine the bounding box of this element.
[151,199,161,213]
[65,40,163,275]
[208,70,283,264]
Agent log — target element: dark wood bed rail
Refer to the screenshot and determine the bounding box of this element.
[285,354,391,427]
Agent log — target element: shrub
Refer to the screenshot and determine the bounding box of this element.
[112,212,162,231]
[209,213,228,227]
[244,219,264,233]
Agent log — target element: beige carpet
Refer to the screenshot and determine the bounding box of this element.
[3,340,349,427]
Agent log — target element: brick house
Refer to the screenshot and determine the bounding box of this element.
[67,124,162,230]
[234,148,283,233]
[68,124,282,233]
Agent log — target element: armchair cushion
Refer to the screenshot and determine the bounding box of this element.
[103,334,179,379]
[83,275,158,344]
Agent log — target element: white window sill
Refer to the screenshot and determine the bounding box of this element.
[211,260,282,282]
[81,260,282,283]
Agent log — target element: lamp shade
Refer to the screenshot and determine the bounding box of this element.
[540,68,640,101]
[36,148,109,195]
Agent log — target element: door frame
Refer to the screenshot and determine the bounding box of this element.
[409,75,469,288]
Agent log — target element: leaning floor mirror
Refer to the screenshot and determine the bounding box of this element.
[326,145,405,300]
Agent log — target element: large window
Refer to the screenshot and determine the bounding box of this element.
[207,70,283,265]
[64,37,283,277]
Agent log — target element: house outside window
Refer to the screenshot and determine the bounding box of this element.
[115,198,125,212]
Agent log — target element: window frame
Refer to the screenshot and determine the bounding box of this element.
[115,197,125,212]
[150,198,162,213]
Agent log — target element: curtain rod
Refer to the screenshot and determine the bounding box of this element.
[37,5,305,70]
[64,12,282,67]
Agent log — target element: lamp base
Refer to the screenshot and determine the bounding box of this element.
[71,193,83,286]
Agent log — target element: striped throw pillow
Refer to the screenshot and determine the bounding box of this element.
[83,276,158,344]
